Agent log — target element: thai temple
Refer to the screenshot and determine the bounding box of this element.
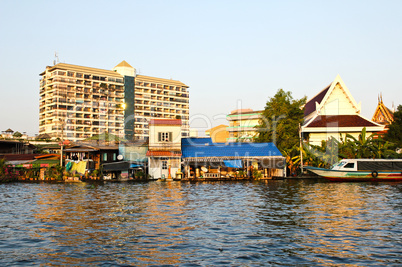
[372,94,394,126]
[301,75,385,146]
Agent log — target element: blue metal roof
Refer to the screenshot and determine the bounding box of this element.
[181,137,214,146]
[181,138,283,158]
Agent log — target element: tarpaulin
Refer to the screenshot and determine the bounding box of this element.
[223,160,243,168]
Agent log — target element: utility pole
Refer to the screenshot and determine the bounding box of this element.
[59,119,65,167]
[299,123,303,174]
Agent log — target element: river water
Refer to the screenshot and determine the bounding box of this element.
[0,180,401,266]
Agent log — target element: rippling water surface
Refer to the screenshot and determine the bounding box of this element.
[0,180,401,266]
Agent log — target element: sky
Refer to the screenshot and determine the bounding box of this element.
[0,0,401,136]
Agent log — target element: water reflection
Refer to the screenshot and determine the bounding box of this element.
[31,182,196,265]
[255,180,402,266]
[0,181,401,266]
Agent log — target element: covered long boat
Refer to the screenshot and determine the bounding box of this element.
[305,159,402,182]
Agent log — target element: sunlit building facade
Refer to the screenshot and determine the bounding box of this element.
[226,109,262,142]
[39,61,189,142]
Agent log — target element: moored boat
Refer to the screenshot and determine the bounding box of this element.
[305,159,402,182]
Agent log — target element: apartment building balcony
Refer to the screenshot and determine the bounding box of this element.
[226,126,258,132]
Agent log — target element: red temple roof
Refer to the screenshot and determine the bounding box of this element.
[306,115,379,128]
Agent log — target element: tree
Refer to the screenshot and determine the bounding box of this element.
[255,89,306,152]
[0,158,6,178]
[12,131,22,138]
[385,104,402,148]
[343,127,375,158]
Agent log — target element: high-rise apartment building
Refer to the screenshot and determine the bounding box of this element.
[39,61,189,142]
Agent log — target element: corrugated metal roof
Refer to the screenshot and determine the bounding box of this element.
[181,138,283,159]
[182,137,214,146]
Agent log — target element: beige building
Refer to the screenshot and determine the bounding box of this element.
[226,109,262,142]
[133,74,190,140]
[39,61,189,142]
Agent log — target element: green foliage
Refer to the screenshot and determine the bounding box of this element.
[135,171,145,178]
[385,104,402,148]
[340,128,398,159]
[255,89,306,152]
[252,169,262,179]
[85,132,125,142]
[13,131,22,138]
[0,158,7,177]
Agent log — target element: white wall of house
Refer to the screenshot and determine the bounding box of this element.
[147,120,182,179]
[148,157,181,179]
[149,124,182,150]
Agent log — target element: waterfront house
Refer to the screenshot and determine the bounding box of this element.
[102,140,148,180]
[146,119,182,180]
[301,75,384,146]
[64,143,119,172]
[181,137,285,179]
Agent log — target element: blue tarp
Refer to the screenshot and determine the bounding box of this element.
[223,160,243,168]
[130,164,142,168]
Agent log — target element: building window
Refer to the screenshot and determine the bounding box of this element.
[162,160,168,170]
[103,153,108,161]
[158,132,172,142]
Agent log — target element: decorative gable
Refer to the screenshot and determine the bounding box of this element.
[304,75,361,120]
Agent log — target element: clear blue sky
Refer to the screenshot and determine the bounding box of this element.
[1,0,401,136]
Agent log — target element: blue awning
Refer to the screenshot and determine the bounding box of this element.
[223,160,243,168]
[130,163,142,168]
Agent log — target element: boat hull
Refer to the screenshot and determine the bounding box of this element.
[305,167,402,182]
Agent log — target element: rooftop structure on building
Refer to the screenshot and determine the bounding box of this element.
[39,61,189,142]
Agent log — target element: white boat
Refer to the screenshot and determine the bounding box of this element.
[305,159,402,182]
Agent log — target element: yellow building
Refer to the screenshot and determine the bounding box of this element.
[205,124,229,143]
[226,109,262,142]
[39,61,189,142]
